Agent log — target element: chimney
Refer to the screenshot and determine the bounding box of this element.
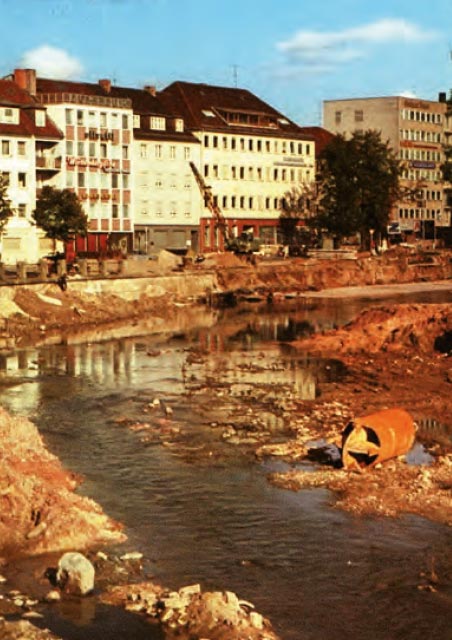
[99,78,111,93]
[14,69,37,95]
[438,91,447,103]
[144,85,157,97]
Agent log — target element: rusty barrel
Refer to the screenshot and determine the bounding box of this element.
[341,408,416,470]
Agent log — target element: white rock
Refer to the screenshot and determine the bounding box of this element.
[56,552,95,596]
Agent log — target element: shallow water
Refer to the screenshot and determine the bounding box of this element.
[0,291,451,640]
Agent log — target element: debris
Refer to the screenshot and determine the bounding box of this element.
[341,408,416,471]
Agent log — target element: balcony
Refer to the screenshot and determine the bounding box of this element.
[36,156,62,171]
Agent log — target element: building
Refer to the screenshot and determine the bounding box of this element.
[11,69,135,257]
[103,84,202,254]
[323,96,449,239]
[0,72,62,264]
[160,81,316,251]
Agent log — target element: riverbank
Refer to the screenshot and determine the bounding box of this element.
[1,246,451,349]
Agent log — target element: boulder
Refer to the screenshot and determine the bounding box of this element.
[56,552,95,596]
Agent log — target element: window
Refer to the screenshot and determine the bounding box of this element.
[140,144,147,158]
[204,135,209,148]
[2,140,10,155]
[66,140,74,155]
[18,173,26,188]
[184,146,190,160]
[77,142,84,156]
[112,204,119,219]
[77,172,85,187]
[133,114,140,128]
[175,118,184,132]
[18,204,26,218]
[150,116,166,130]
[100,143,107,158]
[155,144,162,159]
[122,145,129,160]
[122,114,128,129]
[100,112,107,127]
[89,142,96,157]
[17,141,26,155]
[155,174,163,189]
[0,107,19,124]
[213,136,218,148]
[249,139,253,151]
[122,204,129,218]
[65,109,74,125]
[1,171,10,185]
[112,173,119,188]
[335,111,341,125]
[122,174,129,189]
[184,174,191,189]
[354,110,364,122]
[77,110,84,126]
[170,146,176,159]
[170,202,177,217]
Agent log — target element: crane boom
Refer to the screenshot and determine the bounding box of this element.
[189,162,230,244]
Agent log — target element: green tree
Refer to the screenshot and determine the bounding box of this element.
[33,186,88,251]
[279,185,317,249]
[314,131,401,249]
[0,173,13,234]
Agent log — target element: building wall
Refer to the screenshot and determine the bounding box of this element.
[43,100,134,250]
[132,137,202,253]
[323,96,449,232]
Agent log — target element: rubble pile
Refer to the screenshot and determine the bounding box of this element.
[103,581,279,640]
[0,406,125,558]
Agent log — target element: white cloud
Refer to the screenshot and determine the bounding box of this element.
[276,18,437,74]
[20,46,84,79]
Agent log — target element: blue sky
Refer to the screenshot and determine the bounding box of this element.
[0,0,450,125]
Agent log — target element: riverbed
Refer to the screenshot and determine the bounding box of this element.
[0,286,451,640]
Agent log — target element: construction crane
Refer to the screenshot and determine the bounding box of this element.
[189,161,230,248]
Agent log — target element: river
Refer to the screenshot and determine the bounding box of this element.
[0,285,451,640]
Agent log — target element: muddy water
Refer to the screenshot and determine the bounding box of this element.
[0,291,451,640]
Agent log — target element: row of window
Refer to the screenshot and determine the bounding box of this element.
[139,173,192,190]
[140,202,193,217]
[1,139,28,156]
[87,202,130,219]
[66,171,130,189]
[204,134,311,156]
[66,140,129,159]
[399,149,442,162]
[204,163,311,183]
[401,169,443,182]
[211,194,285,211]
[1,171,27,187]
[65,108,131,129]
[400,130,442,143]
[139,143,192,160]
[401,109,442,125]
[398,208,441,220]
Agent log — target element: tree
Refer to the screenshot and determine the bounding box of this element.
[314,131,401,249]
[0,173,13,234]
[33,186,88,252]
[278,184,318,250]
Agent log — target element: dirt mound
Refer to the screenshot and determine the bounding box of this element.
[293,303,451,354]
[0,406,125,558]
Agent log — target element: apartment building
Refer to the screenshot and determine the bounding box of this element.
[11,69,135,256]
[0,73,62,264]
[160,81,316,251]
[103,84,202,254]
[323,96,449,238]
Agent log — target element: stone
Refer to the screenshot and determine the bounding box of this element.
[56,552,95,595]
[44,590,61,603]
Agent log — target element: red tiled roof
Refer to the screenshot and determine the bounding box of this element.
[0,79,63,139]
[160,81,313,140]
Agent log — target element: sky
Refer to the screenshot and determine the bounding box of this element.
[0,0,451,125]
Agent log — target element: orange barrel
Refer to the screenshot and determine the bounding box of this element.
[341,408,416,471]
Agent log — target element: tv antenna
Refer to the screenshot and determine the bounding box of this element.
[232,64,239,88]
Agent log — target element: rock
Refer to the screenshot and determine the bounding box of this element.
[55,552,95,596]
[120,552,143,562]
[44,590,61,603]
